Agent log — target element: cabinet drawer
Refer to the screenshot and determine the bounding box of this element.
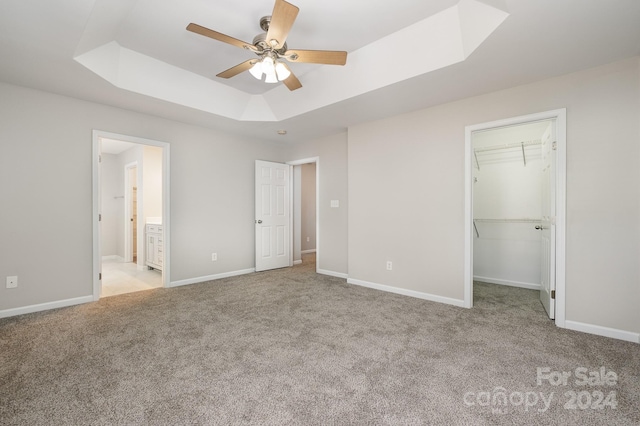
[146,225,158,233]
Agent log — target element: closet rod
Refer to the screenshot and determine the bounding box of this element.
[473,218,541,223]
[474,139,541,153]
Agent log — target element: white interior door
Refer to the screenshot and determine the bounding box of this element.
[255,160,291,272]
[539,122,556,319]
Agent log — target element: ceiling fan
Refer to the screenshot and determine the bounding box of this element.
[186,0,347,91]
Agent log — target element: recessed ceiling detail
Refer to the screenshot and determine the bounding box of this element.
[74,0,508,122]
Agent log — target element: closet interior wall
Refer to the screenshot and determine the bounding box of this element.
[472,122,551,289]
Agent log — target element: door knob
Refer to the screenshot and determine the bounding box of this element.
[535,225,545,230]
[256,220,262,224]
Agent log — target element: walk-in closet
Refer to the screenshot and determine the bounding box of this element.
[472,120,554,291]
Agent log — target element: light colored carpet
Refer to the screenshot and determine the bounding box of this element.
[1,257,638,425]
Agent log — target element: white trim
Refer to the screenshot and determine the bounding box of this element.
[301,249,317,254]
[347,278,465,307]
[93,130,171,301]
[293,260,303,265]
[317,269,348,279]
[287,157,320,274]
[92,134,101,301]
[464,109,567,325]
[0,296,93,319]
[564,320,640,344]
[289,165,295,266]
[169,268,255,288]
[473,276,541,290]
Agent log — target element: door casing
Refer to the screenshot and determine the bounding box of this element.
[464,109,566,327]
[92,130,171,300]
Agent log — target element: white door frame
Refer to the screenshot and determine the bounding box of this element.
[123,161,140,263]
[287,157,320,273]
[464,109,566,327]
[92,130,171,300]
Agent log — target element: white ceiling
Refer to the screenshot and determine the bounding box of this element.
[1,0,639,143]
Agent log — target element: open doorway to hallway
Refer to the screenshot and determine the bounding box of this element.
[290,158,319,272]
[93,132,170,299]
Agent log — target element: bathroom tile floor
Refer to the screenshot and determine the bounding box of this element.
[101,257,162,297]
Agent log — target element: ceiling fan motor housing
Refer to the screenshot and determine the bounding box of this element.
[252,28,288,56]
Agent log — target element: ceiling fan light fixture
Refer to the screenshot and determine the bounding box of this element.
[188,0,347,91]
[249,61,263,80]
[262,56,278,83]
[264,72,278,83]
[275,62,290,81]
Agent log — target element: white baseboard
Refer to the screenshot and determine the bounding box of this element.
[301,249,316,254]
[293,260,303,265]
[168,268,255,288]
[0,296,94,319]
[317,269,348,279]
[564,320,640,344]
[474,275,541,290]
[347,278,465,308]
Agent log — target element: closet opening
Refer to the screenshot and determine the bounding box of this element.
[464,109,567,326]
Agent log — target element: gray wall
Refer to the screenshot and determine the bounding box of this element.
[100,153,120,257]
[0,82,286,310]
[301,163,316,252]
[292,165,302,263]
[348,57,640,334]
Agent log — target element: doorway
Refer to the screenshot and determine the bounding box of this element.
[289,157,319,273]
[464,109,566,326]
[92,131,171,300]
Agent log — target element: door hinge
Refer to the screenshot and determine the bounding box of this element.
[552,141,557,151]
[551,290,556,299]
[99,214,102,221]
[99,154,102,163]
[99,273,102,280]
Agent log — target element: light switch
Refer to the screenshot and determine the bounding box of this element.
[331,200,339,208]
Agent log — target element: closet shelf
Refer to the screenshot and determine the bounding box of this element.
[474,139,541,170]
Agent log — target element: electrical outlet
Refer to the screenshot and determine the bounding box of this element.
[6,276,18,288]
[386,261,393,271]
[211,253,218,261]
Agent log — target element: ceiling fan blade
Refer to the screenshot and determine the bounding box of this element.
[216,59,256,79]
[282,64,302,91]
[187,23,253,50]
[266,0,299,49]
[284,49,347,65]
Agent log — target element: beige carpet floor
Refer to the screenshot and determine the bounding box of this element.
[1,256,639,425]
